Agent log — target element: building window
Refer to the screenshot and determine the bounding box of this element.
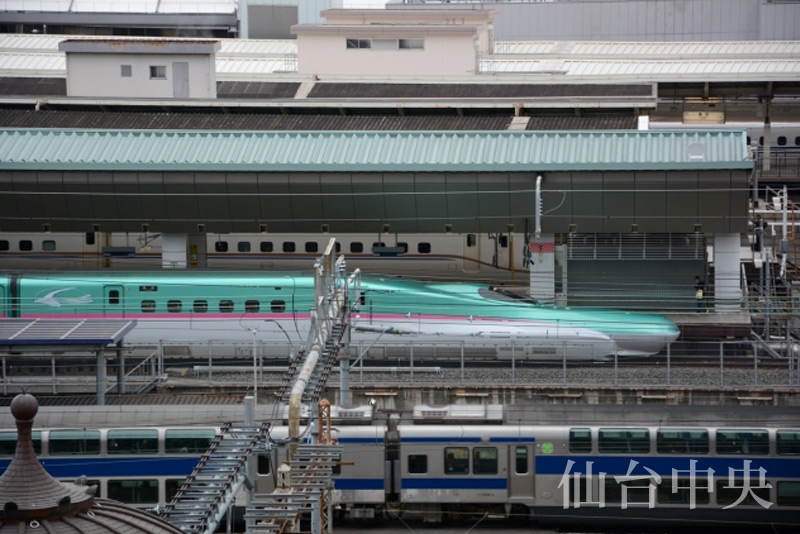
[346,38,371,49]
[399,39,424,49]
[149,65,166,79]
[121,64,132,77]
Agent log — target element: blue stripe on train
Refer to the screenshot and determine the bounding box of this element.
[0,457,200,478]
[535,456,800,477]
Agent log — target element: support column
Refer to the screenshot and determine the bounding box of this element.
[713,233,742,313]
[96,348,105,406]
[528,235,556,305]
[162,233,187,269]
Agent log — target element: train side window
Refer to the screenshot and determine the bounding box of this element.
[777,136,787,146]
[472,447,498,475]
[238,241,251,253]
[0,240,8,251]
[515,446,528,475]
[776,430,800,455]
[167,300,183,313]
[716,480,770,506]
[166,478,186,502]
[777,481,800,506]
[305,242,318,253]
[716,430,769,455]
[108,479,158,504]
[569,428,592,453]
[444,447,469,475]
[657,479,711,505]
[408,454,427,474]
[49,430,100,455]
[598,428,649,454]
[283,241,296,253]
[108,290,120,305]
[42,240,56,251]
[141,300,156,313]
[85,232,95,245]
[759,136,764,145]
[0,431,41,455]
[107,429,158,454]
[398,242,409,253]
[257,454,272,475]
[219,300,234,313]
[604,477,653,504]
[271,300,286,313]
[795,136,800,146]
[193,300,208,313]
[260,241,273,252]
[245,300,260,313]
[568,476,589,503]
[656,429,709,454]
[499,235,509,248]
[372,241,385,249]
[19,240,32,251]
[418,242,431,254]
[467,234,477,247]
[335,242,341,253]
[332,453,342,476]
[165,429,215,453]
[215,241,229,253]
[350,242,364,253]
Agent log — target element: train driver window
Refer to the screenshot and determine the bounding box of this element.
[408,454,427,474]
[473,447,498,475]
[444,447,469,475]
[716,430,769,455]
[569,428,592,453]
[777,430,800,455]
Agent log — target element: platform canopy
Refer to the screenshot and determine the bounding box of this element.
[0,319,136,351]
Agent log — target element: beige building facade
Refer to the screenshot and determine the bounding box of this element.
[293,9,497,77]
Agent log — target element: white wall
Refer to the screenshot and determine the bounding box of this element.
[298,32,478,76]
[65,53,216,98]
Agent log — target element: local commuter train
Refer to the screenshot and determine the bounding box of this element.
[0,404,798,532]
[0,270,679,359]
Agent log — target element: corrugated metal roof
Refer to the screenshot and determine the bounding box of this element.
[0,319,137,347]
[0,109,515,130]
[0,129,752,172]
[2,0,235,14]
[496,40,800,58]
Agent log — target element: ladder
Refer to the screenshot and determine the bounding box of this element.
[162,421,271,534]
[275,322,345,405]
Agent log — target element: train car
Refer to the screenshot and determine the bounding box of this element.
[396,423,800,530]
[647,119,800,149]
[0,270,679,360]
[0,231,529,282]
[1,404,798,531]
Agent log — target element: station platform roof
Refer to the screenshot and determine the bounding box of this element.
[0,319,137,350]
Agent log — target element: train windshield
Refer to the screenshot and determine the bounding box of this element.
[481,287,538,305]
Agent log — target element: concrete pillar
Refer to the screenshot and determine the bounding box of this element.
[162,233,187,269]
[713,233,742,313]
[528,235,556,305]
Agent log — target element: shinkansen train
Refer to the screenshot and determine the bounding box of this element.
[647,119,800,149]
[0,403,798,532]
[0,270,679,359]
[0,231,529,281]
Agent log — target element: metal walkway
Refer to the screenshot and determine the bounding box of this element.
[161,421,271,534]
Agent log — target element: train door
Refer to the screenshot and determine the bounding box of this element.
[508,444,535,501]
[103,285,124,317]
[0,279,7,317]
[463,233,480,272]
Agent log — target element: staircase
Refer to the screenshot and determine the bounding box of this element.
[161,421,271,534]
[244,443,342,534]
[275,322,345,406]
